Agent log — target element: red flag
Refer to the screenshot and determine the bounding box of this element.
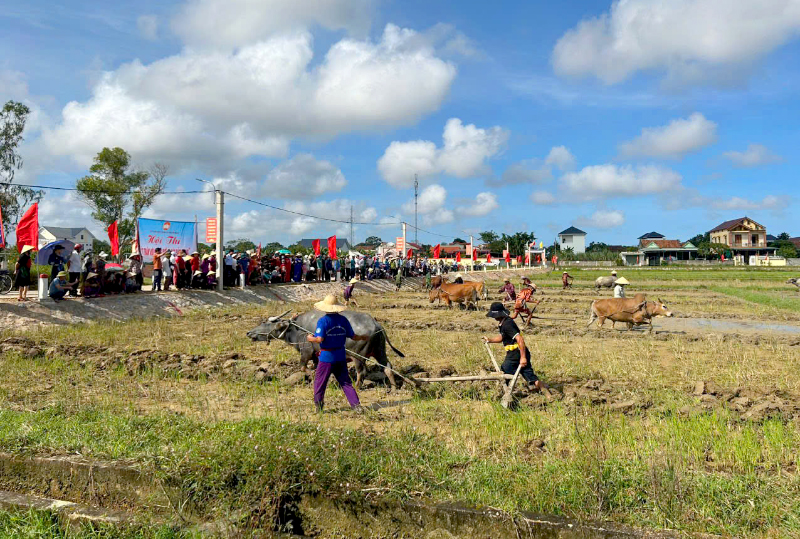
[108,220,119,256]
[327,235,337,260]
[257,243,262,258]
[16,203,38,252]
[525,253,530,264]
[406,248,412,259]
[517,255,522,264]
[505,252,511,263]
[486,253,492,263]
[433,244,441,259]
[312,239,321,256]
[0,205,5,249]
[456,251,461,263]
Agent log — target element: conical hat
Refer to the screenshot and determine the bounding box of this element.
[20,245,34,254]
[615,277,630,285]
[314,294,347,313]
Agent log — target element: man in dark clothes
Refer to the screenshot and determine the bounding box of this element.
[483,301,552,398]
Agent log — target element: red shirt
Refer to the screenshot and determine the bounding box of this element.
[176,257,185,271]
[191,257,200,272]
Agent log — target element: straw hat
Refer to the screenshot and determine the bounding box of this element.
[562,271,568,274]
[183,256,192,262]
[193,270,203,277]
[20,245,34,254]
[57,270,69,278]
[522,276,532,282]
[98,252,108,258]
[202,254,210,260]
[191,251,199,256]
[314,294,347,313]
[455,273,462,279]
[349,277,358,284]
[615,277,629,285]
[504,277,510,282]
[611,270,617,275]
[86,272,98,280]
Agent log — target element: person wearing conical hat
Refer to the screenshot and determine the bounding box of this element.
[49,270,75,301]
[82,272,102,298]
[561,271,574,290]
[14,245,35,301]
[498,277,516,302]
[453,272,464,284]
[511,277,539,328]
[307,295,370,412]
[343,277,359,307]
[613,277,629,298]
[191,269,206,289]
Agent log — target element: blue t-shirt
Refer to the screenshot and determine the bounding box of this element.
[314,313,355,363]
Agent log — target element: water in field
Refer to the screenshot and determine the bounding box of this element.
[659,317,800,335]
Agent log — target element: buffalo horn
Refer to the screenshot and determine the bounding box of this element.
[268,309,293,322]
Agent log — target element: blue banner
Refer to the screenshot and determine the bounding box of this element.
[136,218,197,258]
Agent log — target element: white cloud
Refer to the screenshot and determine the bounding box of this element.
[38,192,98,234]
[560,164,683,201]
[575,210,625,229]
[545,145,577,171]
[552,0,800,85]
[262,154,346,200]
[456,192,499,217]
[618,113,718,160]
[378,118,509,188]
[710,195,787,211]
[723,144,783,168]
[173,0,374,50]
[137,15,159,40]
[530,191,556,205]
[44,25,456,170]
[402,184,447,214]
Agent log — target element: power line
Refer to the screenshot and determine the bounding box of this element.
[0,182,207,195]
[223,190,400,226]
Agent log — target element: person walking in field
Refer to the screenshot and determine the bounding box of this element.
[395,269,402,291]
[562,271,573,290]
[483,301,552,399]
[343,277,359,307]
[14,245,34,302]
[306,295,370,412]
[498,278,516,301]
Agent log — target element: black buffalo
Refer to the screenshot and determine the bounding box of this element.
[247,310,404,390]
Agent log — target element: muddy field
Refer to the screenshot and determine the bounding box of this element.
[0,267,799,537]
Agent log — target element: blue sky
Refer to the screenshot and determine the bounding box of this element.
[2,0,798,248]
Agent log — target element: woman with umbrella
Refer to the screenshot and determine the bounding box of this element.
[14,245,34,301]
[48,245,67,282]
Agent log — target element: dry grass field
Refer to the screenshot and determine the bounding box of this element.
[0,266,798,537]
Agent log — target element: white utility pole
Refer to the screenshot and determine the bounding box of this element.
[401,222,407,258]
[215,190,224,292]
[413,175,419,246]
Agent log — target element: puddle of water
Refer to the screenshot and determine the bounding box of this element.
[661,317,800,335]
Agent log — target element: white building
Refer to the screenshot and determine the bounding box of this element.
[39,226,97,250]
[558,226,587,254]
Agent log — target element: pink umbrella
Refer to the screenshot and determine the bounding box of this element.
[105,263,125,272]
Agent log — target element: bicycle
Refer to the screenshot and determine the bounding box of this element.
[0,270,13,294]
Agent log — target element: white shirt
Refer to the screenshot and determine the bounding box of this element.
[162,255,172,276]
[69,250,81,271]
[225,254,234,266]
[613,284,626,298]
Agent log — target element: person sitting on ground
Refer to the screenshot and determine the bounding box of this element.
[124,271,141,293]
[562,271,574,290]
[343,277,359,307]
[613,277,629,298]
[453,272,464,284]
[106,272,124,294]
[191,270,206,289]
[483,301,552,399]
[82,272,102,298]
[49,271,74,301]
[307,295,370,412]
[207,270,218,289]
[498,278,516,301]
[271,268,282,284]
[129,254,144,288]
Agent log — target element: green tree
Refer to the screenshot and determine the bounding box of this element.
[777,244,798,259]
[225,238,256,252]
[0,100,44,234]
[264,242,284,253]
[92,239,111,254]
[452,237,466,244]
[363,236,382,246]
[197,242,212,255]
[76,148,167,248]
[479,231,498,244]
[288,243,312,256]
[776,232,791,241]
[500,232,536,256]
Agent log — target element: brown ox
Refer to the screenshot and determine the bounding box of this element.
[459,279,488,300]
[429,283,479,310]
[429,275,448,291]
[588,295,673,332]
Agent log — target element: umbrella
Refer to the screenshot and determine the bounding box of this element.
[277,249,292,254]
[105,263,125,273]
[36,240,75,265]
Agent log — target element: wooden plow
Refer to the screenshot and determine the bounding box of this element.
[408,341,523,409]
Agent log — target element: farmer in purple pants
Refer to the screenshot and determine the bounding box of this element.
[307,295,369,412]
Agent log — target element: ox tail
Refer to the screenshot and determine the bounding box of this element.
[587,301,598,327]
[384,331,405,358]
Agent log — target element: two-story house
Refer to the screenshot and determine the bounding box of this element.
[557,226,587,254]
[38,226,97,250]
[709,217,777,258]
